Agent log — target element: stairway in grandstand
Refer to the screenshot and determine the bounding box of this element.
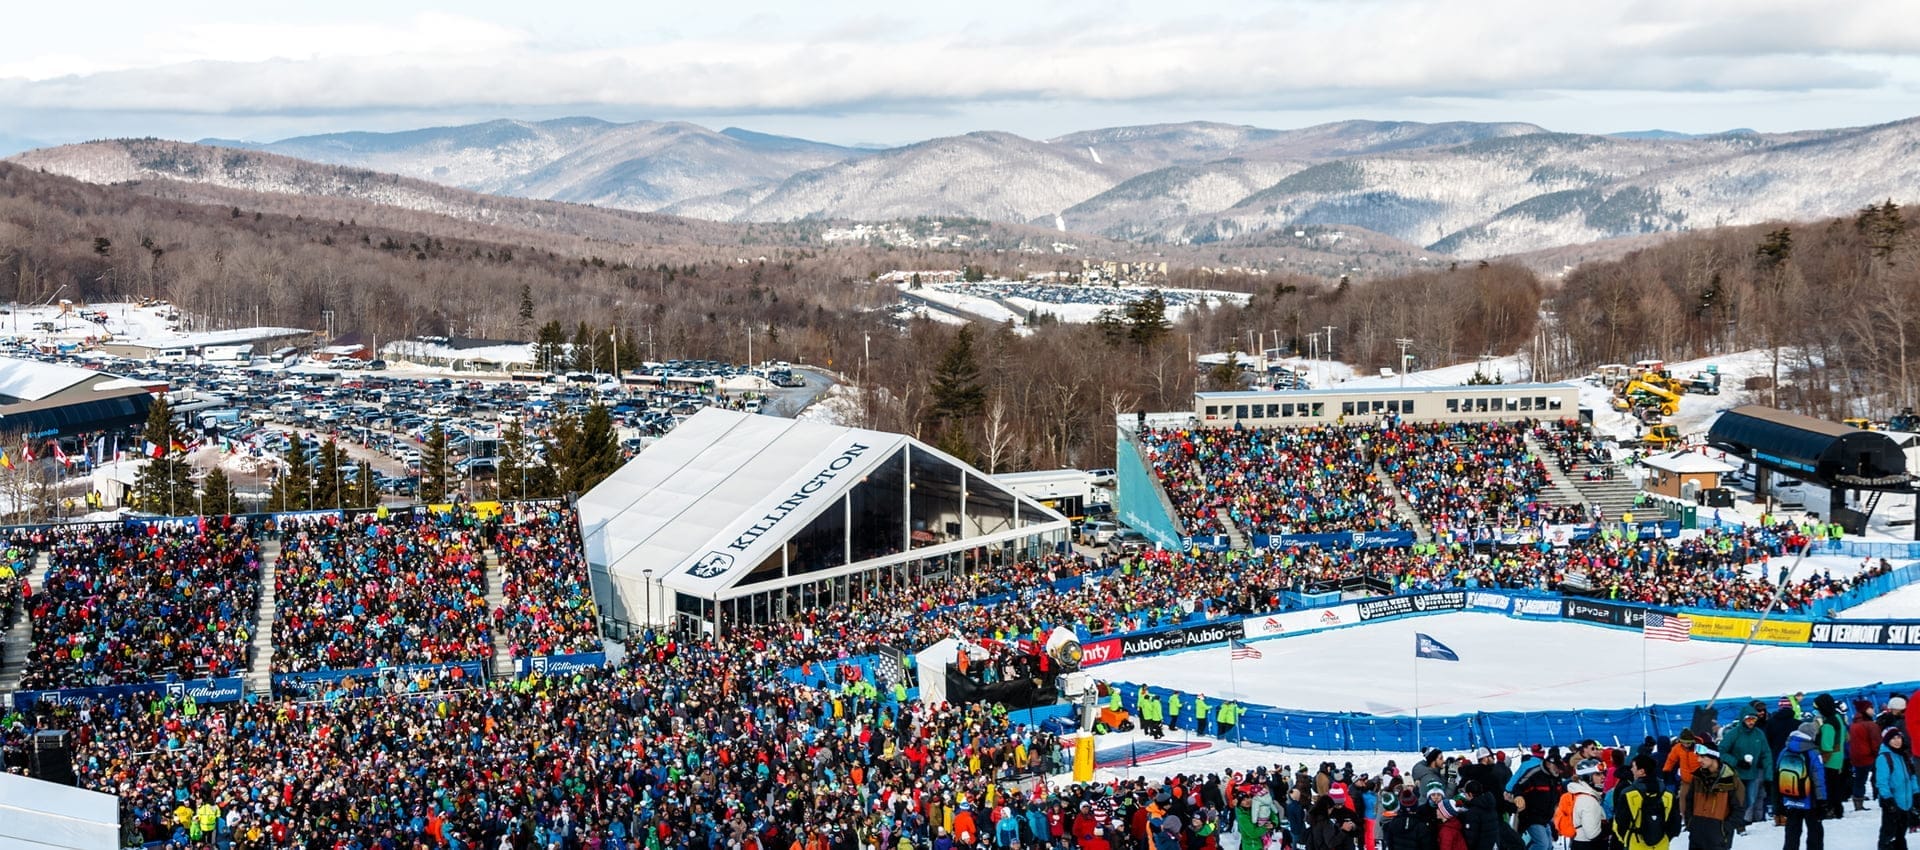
[1375,460,1434,543]
[0,550,47,693]
[245,538,281,695]
[1525,432,1641,520]
[484,547,515,679]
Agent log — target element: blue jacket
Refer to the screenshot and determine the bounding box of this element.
[1878,745,1918,811]
[1778,730,1828,809]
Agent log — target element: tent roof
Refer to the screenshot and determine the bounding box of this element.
[0,771,120,850]
[0,357,104,403]
[580,408,1065,598]
[579,408,906,597]
[1642,450,1736,474]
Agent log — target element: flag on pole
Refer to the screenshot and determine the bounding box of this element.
[51,442,69,466]
[20,442,34,462]
[1414,633,1460,661]
[144,440,163,459]
[1229,639,1263,660]
[0,450,12,470]
[1644,612,1694,642]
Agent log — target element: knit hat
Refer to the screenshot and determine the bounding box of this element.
[1798,719,1822,738]
[1891,696,1908,711]
[1815,693,1837,713]
[1678,728,1698,743]
[1472,747,1493,761]
[1888,726,1908,743]
[1423,747,1443,764]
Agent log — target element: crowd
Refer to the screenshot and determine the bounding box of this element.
[21,519,262,689]
[1375,421,1562,540]
[0,532,33,633]
[270,512,493,673]
[1140,425,1401,537]
[492,505,602,657]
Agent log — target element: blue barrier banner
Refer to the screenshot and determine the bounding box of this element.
[517,652,609,676]
[1263,530,1418,550]
[11,676,245,711]
[271,660,485,692]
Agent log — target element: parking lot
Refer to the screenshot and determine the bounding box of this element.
[12,346,834,505]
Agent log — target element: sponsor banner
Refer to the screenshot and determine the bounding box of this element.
[517,652,609,677]
[1242,604,1361,639]
[1543,524,1587,547]
[1079,638,1125,666]
[11,676,245,711]
[1466,592,1511,612]
[1118,621,1245,656]
[1563,598,1629,625]
[1688,614,1811,644]
[1512,597,1565,618]
[1809,622,1920,647]
[272,660,487,691]
[1263,530,1418,551]
[1359,591,1466,621]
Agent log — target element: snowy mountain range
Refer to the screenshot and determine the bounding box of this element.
[12,115,1919,258]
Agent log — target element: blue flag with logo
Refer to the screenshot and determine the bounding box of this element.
[1414,632,1459,661]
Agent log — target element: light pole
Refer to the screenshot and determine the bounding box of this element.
[1395,339,1414,388]
[643,568,653,628]
[322,310,335,345]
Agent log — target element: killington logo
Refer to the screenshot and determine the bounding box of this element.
[687,551,735,579]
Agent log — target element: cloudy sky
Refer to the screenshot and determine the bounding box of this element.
[4,0,1918,150]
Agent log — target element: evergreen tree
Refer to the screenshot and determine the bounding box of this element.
[497,417,548,501]
[421,423,451,502]
[199,467,235,516]
[133,396,195,514]
[1207,353,1244,391]
[352,460,376,508]
[548,404,622,494]
[270,434,313,512]
[312,438,345,508]
[534,320,567,373]
[1093,308,1128,346]
[571,321,596,373]
[1124,292,1170,346]
[518,283,535,335]
[927,326,986,426]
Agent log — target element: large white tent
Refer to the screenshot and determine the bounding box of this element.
[579,408,1069,635]
[0,772,119,850]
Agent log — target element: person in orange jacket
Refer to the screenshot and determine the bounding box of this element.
[952,801,980,847]
[1664,729,1701,789]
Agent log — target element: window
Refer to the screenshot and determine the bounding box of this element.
[1312,403,1325,417]
[1235,405,1249,420]
[1475,398,1490,412]
[1403,399,1415,414]
[1549,397,1564,410]
[1372,400,1385,413]
[1342,402,1355,416]
[1535,396,1548,410]
[1205,405,1218,417]
[1446,398,1460,413]
[1519,397,1532,411]
[1282,403,1294,417]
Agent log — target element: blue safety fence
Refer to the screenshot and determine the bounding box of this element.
[1800,561,1920,618]
[1101,679,1920,753]
[1700,514,1920,560]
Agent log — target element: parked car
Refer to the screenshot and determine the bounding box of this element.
[1078,520,1117,546]
[1106,530,1151,556]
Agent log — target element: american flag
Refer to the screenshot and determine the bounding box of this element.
[1644,612,1694,642]
[1229,639,1263,660]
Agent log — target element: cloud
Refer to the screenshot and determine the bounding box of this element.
[0,1,1913,120]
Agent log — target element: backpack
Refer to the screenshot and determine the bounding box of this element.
[1553,793,1578,839]
[1633,787,1678,846]
[1496,821,1527,850]
[1777,748,1815,808]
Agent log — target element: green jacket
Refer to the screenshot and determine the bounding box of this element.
[1140,693,1162,722]
[1195,696,1211,720]
[1167,692,1183,717]
[1217,701,1239,725]
[1717,712,1774,782]
[1108,688,1122,711]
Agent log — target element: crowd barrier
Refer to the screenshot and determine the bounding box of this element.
[1701,514,1920,560]
[9,676,244,712]
[516,652,609,677]
[270,660,488,694]
[1103,679,1920,753]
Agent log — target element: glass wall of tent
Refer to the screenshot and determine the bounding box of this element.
[688,527,1066,630]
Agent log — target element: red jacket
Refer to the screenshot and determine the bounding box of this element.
[1849,717,1882,767]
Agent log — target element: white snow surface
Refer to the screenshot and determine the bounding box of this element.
[1095,612,1913,717]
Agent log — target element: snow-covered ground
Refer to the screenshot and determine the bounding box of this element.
[1839,581,1920,618]
[899,281,1249,327]
[1095,613,1911,716]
